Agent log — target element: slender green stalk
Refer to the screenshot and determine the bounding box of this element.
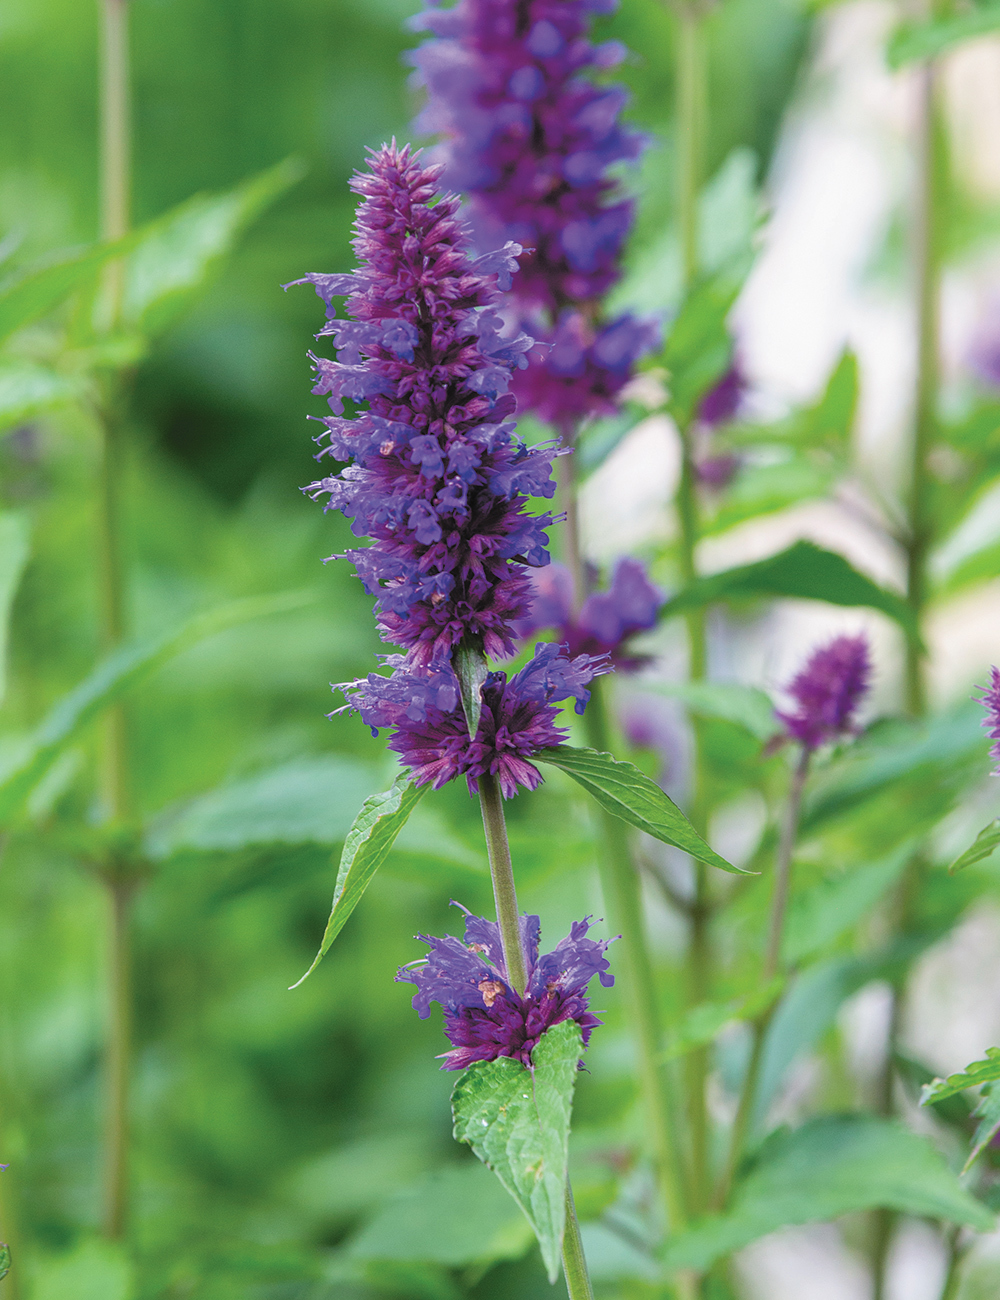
[97,0,135,1242]
[478,771,529,998]
[557,420,587,614]
[938,1226,966,1300]
[675,3,705,293]
[714,748,809,1209]
[873,56,943,1299]
[477,771,595,1299]
[585,683,690,1233]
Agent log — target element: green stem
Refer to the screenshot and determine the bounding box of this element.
[714,747,809,1209]
[675,3,705,293]
[97,0,135,1243]
[557,420,587,616]
[938,1226,966,1300]
[561,1184,594,1300]
[477,772,594,1297]
[585,683,690,1233]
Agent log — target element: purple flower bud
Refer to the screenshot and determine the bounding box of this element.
[396,903,615,1069]
[775,634,872,751]
[514,557,664,670]
[975,666,1000,774]
[290,142,561,666]
[697,361,746,428]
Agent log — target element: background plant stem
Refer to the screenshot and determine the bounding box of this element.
[477,770,594,1299]
[584,683,690,1234]
[873,55,943,1300]
[98,0,134,1243]
[714,747,809,1209]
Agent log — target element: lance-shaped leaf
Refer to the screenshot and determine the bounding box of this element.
[662,268,743,427]
[290,776,427,989]
[649,680,780,743]
[121,156,304,337]
[0,1242,9,1282]
[0,231,138,345]
[949,819,1000,874]
[0,591,314,826]
[921,1047,1000,1105]
[535,745,744,874]
[0,511,29,707]
[661,1115,994,1272]
[964,1083,1000,1174]
[0,363,84,433]
[452,1019,581,1284]
[662,978,784,1062]
[887,6,1000,69]
[453,639,488,741]
[658,541,920,643]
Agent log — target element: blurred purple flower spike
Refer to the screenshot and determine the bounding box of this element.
[410,0,657,423]
[975,666,1000,774]
[515,556,664,669]
[396,902,615,1069]
[776,634,872,752]
[338,641,611,798]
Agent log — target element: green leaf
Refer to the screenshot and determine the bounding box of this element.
[535,745,745,874]
[0,591,314,826]
[662,979,784,1062]
[452,1019,581,1284]
[0,233,138,345]
[32,1238,134,1300]
[0,511,30,707]
[121,157,304,336]
[349,1164,534,1268]
[782,845,912,964]
[966,1082,1000,1174]
[887,6,1000,69]
[661,268,743,427]
[658,541,920,642]
[453,640,488,741]
[920,1047,1000,1104]
[0,1242,9,1282]
[662,1115,994,1271]
[648,680,780,743]
[0,363,84,432]
[949,819,1000,874]
[289,775,427,989]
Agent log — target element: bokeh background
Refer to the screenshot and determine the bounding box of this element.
[4,0,1000,1297]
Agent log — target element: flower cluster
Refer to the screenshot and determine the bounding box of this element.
[975,666,1000,774]
[397,903,615,1069]
[776,634,871,751]
[410,0,655,425]
[515,556,664,669]
[339,641,610,797]
[290,141,559,667]
[694,361,746,490]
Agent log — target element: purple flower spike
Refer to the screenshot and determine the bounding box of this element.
[396,903,615,1069]
[515,557,664,670]
[975,666,1000,774]
[410,0,657,424]
[776,634,872,752]
[290,141,560,667]
[338,641,611,798]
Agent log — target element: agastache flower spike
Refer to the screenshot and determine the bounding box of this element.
[410,0,657,424]
[776,634,872,752]
[396,903,615,1069]
[975,666,1000,774]
[288,141,560,667]
[338,641,611,798]
[514,556,664,670]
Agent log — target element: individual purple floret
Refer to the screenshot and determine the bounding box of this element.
[410,0,655,425]
[514,556,664,669]
[289,141,559,666]
[776,634,871,752]
[396,903,615,1069]
[975,666,1000,774]
[338,641,610,797]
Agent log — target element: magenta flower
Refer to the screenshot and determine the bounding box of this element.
[776,634,871,751]
[338,641,610,797]
[975,666,1000,773]
[289,142,559,667]
[514,557,664,669]
[396,903,615,1069]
